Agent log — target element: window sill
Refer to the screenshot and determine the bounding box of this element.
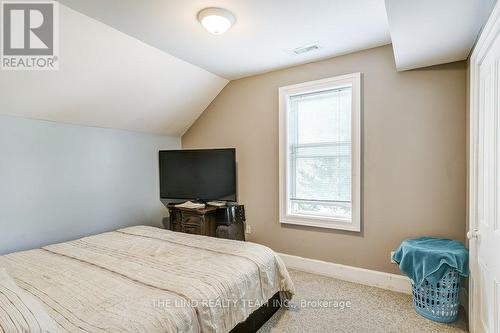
[280,215,360,232]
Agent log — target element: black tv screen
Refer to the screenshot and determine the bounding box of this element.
[159,149,236,202]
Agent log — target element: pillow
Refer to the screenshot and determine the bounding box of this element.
[0,268,58,333]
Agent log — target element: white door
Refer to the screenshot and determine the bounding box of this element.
[469,2,500,332]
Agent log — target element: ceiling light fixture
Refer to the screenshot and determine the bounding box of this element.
[197,7,235,35]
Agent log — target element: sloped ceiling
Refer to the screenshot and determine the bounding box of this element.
[58,0,392,80]
[59,0,497,78]
[385,0,496,71]
[0,4,228,136]
[1,1,496,136]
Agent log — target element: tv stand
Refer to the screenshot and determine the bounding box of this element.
[164,203,245,241]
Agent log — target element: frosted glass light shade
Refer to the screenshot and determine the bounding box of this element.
[198,8,235,35]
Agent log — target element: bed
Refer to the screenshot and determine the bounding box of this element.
[0,226,294,333]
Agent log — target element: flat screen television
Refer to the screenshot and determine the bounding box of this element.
[159,148,236,202]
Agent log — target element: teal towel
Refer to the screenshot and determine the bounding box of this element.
[392,237,469,288]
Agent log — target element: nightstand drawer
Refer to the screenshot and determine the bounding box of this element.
[181,214,204,226]
[182,223,202,234]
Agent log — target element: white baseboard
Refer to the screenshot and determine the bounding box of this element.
[278,252,412,295]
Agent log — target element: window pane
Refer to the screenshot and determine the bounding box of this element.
[290,87,351,144]
[294,156,351,202]
[288,87,352,220]
[291,201,351,220]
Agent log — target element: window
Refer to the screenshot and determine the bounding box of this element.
[279,73,361,231]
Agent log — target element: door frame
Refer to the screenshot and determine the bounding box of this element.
[468,2,500,332]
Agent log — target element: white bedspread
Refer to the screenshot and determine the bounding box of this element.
[0,226,294,333]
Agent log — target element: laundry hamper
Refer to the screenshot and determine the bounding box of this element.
[393,237,468,324]
[412,269,460,323]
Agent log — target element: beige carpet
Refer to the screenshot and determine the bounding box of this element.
[259,269,468,333]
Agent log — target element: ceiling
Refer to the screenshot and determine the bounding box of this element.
[58,0,392,80]
[1,1,496,137]
[0,5,227,136]
[385,0,497,70]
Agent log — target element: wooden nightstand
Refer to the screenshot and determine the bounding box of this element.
[165,203,245,241]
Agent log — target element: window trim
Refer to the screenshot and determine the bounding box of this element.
[278,73,361,232]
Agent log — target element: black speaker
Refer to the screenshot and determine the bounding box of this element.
[215,205,245,226]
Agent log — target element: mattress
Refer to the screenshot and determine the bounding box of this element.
[0,226,294,333]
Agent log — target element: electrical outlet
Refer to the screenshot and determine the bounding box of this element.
[390,251,396,264]
[245,224,252,234]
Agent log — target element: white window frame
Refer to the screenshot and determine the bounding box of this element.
[278,73,361,232]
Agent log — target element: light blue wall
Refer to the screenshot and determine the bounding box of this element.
[0,115,180,254]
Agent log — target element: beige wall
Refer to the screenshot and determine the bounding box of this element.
[182,45,467,274]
